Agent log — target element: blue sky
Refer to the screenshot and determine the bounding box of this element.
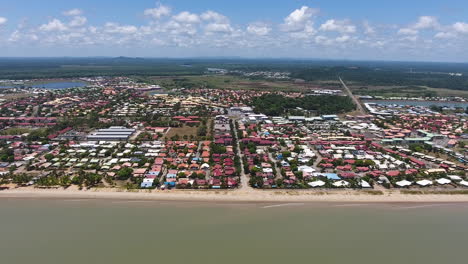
[1,0,468,61]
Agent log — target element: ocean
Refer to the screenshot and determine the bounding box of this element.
[0,199,467,264]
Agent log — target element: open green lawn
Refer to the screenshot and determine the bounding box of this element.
[165,125,199,140]
[148,75,341,92]
[351,85,468,98]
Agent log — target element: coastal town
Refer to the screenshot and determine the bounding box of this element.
[0,75,467,196]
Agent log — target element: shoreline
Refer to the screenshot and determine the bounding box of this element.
[2,187,468,203]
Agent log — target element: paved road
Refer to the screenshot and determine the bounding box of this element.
[232,118,252,191]
[268,152,282,180]
[31,106,39,117]
[308,144,323,170]
[339,77,366,115]
[195,141,203,159]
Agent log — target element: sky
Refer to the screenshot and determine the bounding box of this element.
[1,0,468,62]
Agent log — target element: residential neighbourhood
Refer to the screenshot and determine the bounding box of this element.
[0,76,467,193]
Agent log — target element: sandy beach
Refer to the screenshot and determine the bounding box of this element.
[2,187,468,203]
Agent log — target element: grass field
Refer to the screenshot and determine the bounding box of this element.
[148,75,342,92]
[0,92,34,100]
[165,126,199,140]
[423,86,468,97]
[164,118,212,140]
[351,85,468,98]
[0,127,48,136]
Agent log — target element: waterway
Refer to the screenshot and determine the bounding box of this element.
[364,99,468,108]
[0,199,467,264]
[0,81,88,90]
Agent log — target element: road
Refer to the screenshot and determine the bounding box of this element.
[339,77,366,115]
[308,144,323,169]
[31,106,39,117]
[267,152,282,180]
[232,118,252,191]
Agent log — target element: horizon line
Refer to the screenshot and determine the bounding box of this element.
[0,56,466,64]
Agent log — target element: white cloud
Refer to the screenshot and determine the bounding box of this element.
[201,11,228,23]
[434,31,456,39]
[8,30,38,42]
[398,28,418,35]
[247,23,271,36]
[320,19,356,34]
[144,4,171,19]
[363,21,375,34]
[39,19,68,31]
[5,4,468,61]
[397,16,440,36]
[172,12,200,24]
[453,22,468,34]
[104,22,138,34]
[413,16,439,30]
[336,35,351,43]
[281,6,318,32]
[0,17,7,25]
[8,30,21,42]
[400,35,418,42]
[69,16,87,27]
[289,22,316,39]
[165,21,197,35]
[205,23,232,33]
[63,9,83,17]
[314,35,333,46]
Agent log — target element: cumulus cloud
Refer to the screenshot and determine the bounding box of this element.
[434,31,456,39]
[280,6,318,32]
[398,28,418,35]
[320,19,356,34]
[0,17,7,25]
[39,19,68,31]
[413,16,439,30]
[172,12,200,24]
[144,4,171,19]
[433,21,468,40]
[69,16,87,27]
[164,20,198,35]
[398,16,440,36]
[289,23,316,39]
[199,11,232,34]
[336,35,351,43]
[314,35,333,46]
[453,22,468,34]
[363,21,375,34]
[400,35,418,42]
[104,22,138,34]
[63,9,83,17]
[8,30,38,42]
[247,22,271,36]
[205,23,232,33]
[4,4,468,61]
[201,11,228,23]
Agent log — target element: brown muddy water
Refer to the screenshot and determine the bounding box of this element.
[0,199,467,264]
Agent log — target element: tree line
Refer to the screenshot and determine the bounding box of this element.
[252,94,355,116]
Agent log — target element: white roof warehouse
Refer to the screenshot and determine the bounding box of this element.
[87,126,136,141]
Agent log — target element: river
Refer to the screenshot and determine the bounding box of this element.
[0,199,467,264]
[364,99,468,108]
[0,81,88,90]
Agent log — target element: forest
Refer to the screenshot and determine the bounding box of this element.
[1,58,468,91]
[252,94,356,116]
[291,66,468,91]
